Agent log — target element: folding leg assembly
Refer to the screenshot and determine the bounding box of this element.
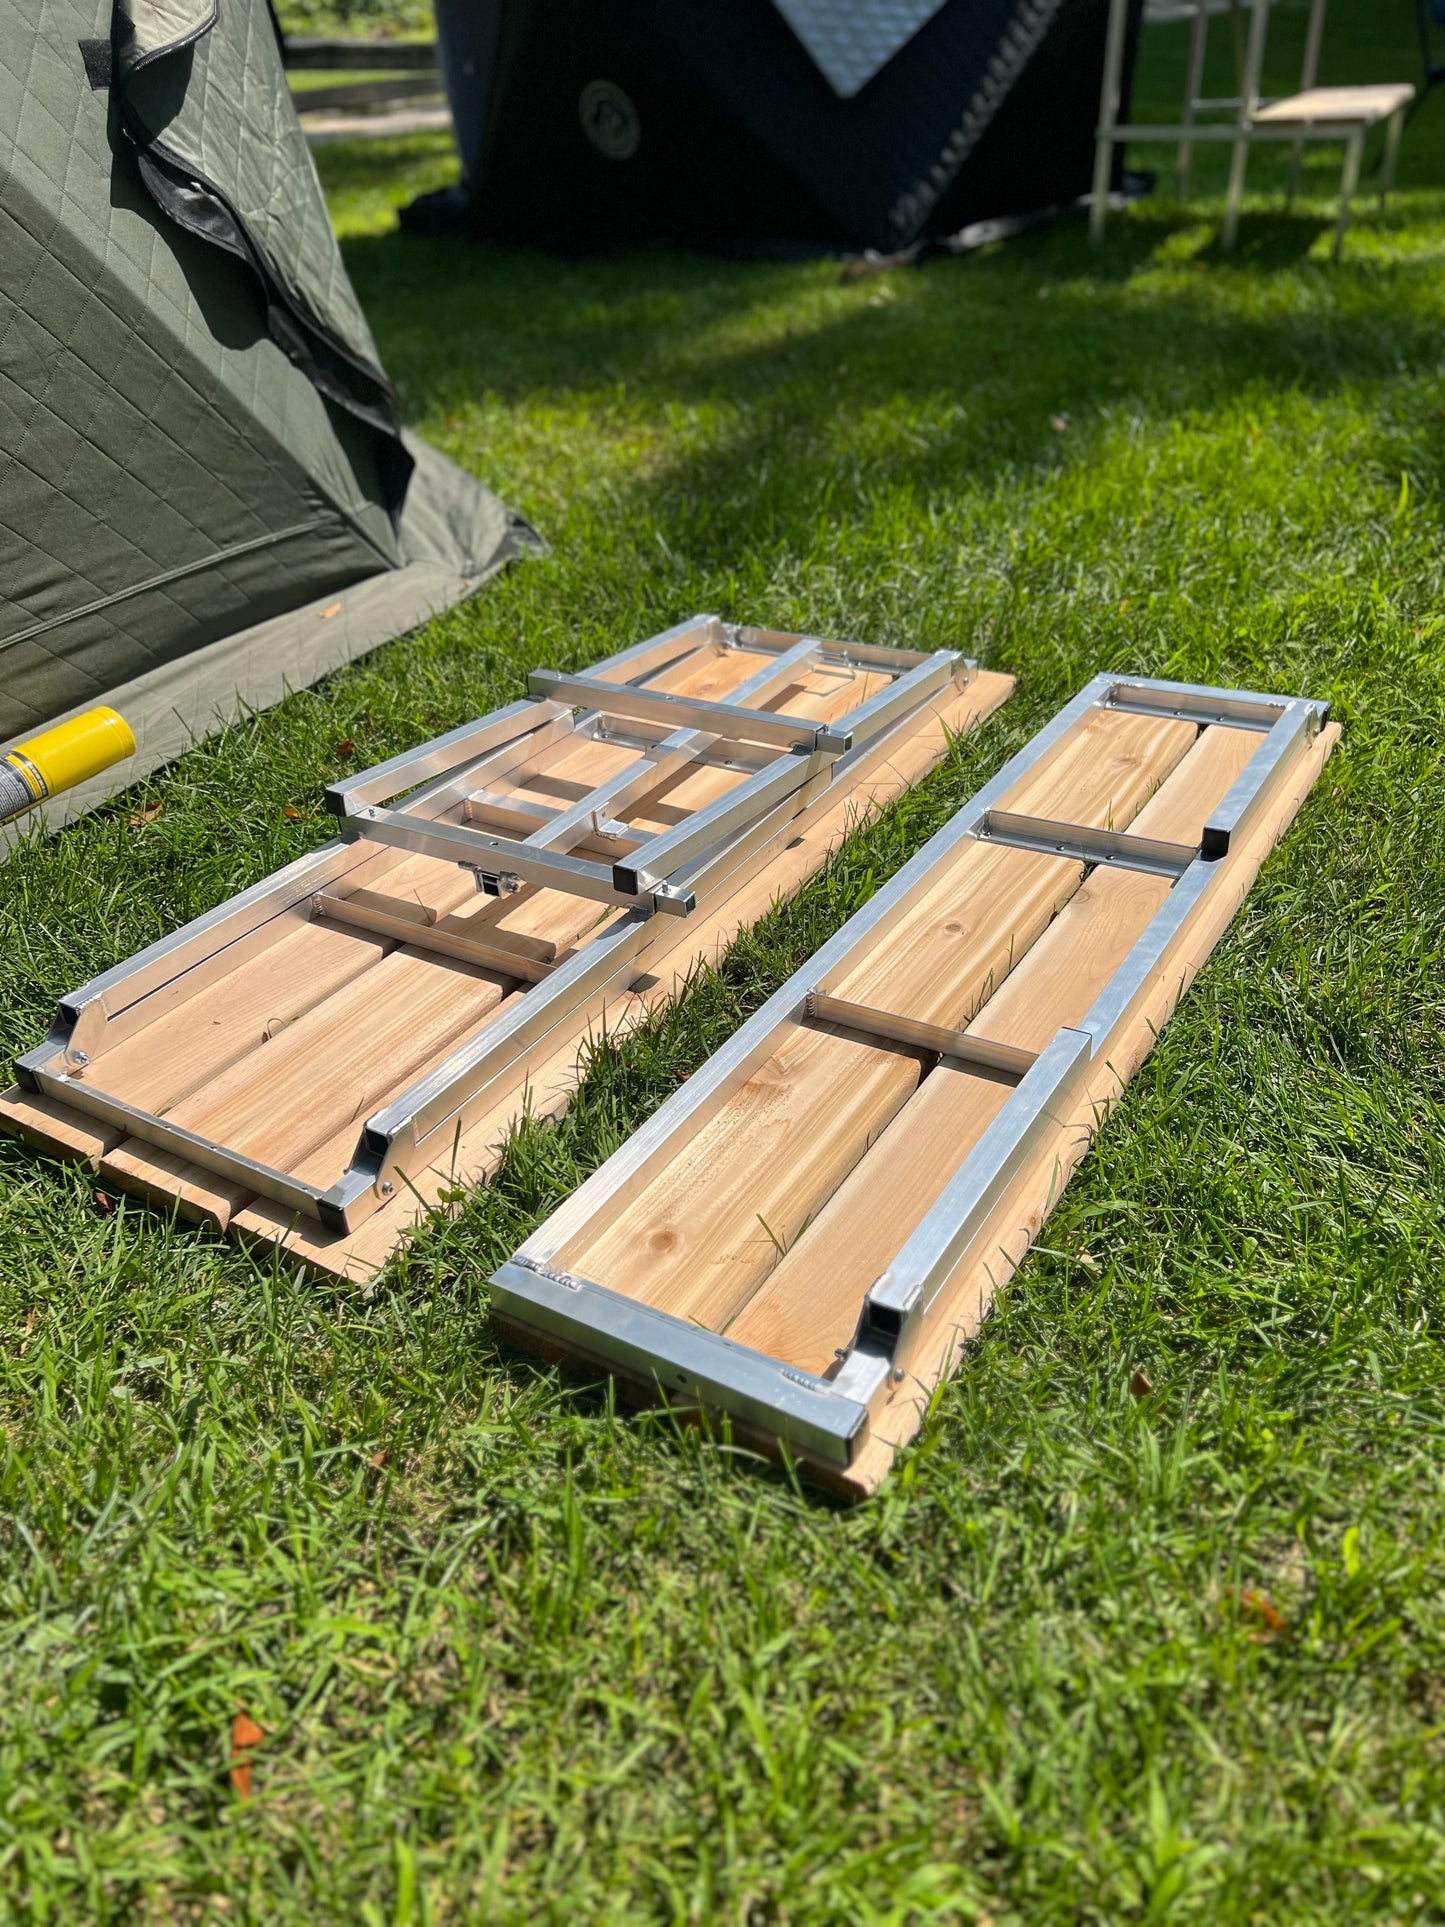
[491,674,1338,1495]
[6,617,991,1253]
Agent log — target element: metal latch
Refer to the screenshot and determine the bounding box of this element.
[464,864,524,897]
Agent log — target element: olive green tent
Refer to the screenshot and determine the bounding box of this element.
[1,0,537,828]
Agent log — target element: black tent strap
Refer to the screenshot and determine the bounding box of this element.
[128,134,413,519]
[78,38,115,89]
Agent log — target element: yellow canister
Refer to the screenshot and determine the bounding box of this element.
[0,708,137,826]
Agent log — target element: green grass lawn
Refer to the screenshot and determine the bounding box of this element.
[3,3,1444,1919]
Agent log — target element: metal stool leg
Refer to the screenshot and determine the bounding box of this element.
[1290,0,1328,209]
[1380,108,1404,211]
[1334,132,1363,262]
[1222,0,1270,252]
[1222,135,1250,250]
[1092,0,1131,244]
[1178,2,1210,198]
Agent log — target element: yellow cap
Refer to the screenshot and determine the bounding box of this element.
[1,707,137,822]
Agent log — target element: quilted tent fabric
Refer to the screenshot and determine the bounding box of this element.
[0,0,536,819]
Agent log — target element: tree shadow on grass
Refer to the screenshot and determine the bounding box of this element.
[342,198,1441,474]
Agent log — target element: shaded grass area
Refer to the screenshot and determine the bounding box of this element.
[2,2,1444,1919]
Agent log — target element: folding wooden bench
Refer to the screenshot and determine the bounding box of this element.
[492,673,1339,1495]
[2,618,1012,1278]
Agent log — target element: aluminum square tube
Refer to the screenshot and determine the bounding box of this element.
[527,671,850,755]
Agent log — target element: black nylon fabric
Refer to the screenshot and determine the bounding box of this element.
[425,0,1144,254]
[110,0,412,506]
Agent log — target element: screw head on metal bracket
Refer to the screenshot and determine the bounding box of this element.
[67,1051,89,1069]
[464,865,524,897]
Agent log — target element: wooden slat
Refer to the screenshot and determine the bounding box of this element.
[1119,722,1259,844]
[230,670,1016,1278]
[164,948,513,1172]
[81,920,391,1115]
[972,868,1173,1053]
[725,1063,1013,1369]
[1002,707,1196,825]
[0,1086,122,1168]
[563,1022,927,1329]
[101,1140,253,1233]
[831,842,1080,1028]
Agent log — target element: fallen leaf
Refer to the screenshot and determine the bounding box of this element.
[93,1191,114,1217]
[19,1308,35,1357]
[1235,1588,1286,1637]
[336,738,356,760]
[230,1712,265,1801]
[369,1449,387,1469]
[1048,414,1069,434]
[1077,1250,1098,1269]
[320,603,343,619]
[1129,1367,1153,1400]
[283,806,303,820]
[127,802,162,828]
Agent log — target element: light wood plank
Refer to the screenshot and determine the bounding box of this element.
[83,919,391,1115]
[971,868,1174,1053]
[1122,722,1259,845]
[1001,708,1196,827]
[563,1024,927,1329]
[726,1062,1014,1369]
[831,842,1081,1029]
[645,644,775,702]
[0,1086,122,1169]
[165,948,512,1172]
[101,1140,253,1233]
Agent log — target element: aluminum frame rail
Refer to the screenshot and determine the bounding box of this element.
[330,623,962,917]
[14,617,972,1237]
[492,673,1328,1471]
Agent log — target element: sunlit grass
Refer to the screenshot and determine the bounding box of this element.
[2,1,1443,1918]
